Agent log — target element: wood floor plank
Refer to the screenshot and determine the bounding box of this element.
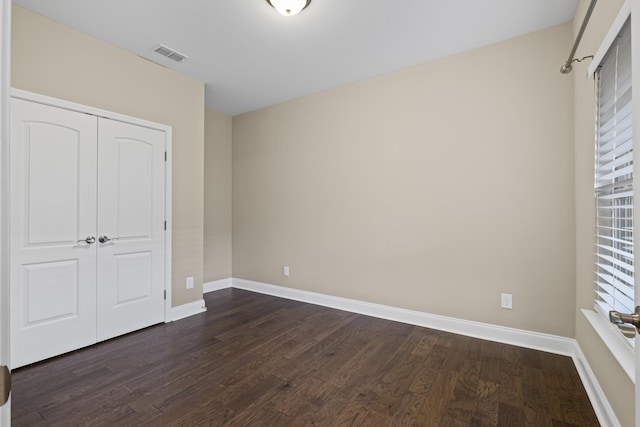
[369,352,425,415]
[410,331,440,357]
[521,365,553,427]
[408,344,448,395]
[352,408,393,427]
[125,374,200,415]
[421,370,458,424]
[11,288,600,427]
[146,394,235,427]
[219,373,284,413]
[40,386,145,427]
[498,369,524,407]
[497,402,527,425]
[445,359,481,424]
[388,392,434,427]
[471,379,500,427]
[267,375,324,417]
[225,405,290,427]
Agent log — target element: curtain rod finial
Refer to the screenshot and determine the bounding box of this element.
[560,63,573,74]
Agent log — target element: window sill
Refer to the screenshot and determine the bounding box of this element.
[582,309,635,383]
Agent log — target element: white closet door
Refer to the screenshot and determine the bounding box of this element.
[96,118,165,342]
[10,98,98,369]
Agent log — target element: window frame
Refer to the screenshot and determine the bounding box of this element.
[593,17,634,339]
[583,1,635,383]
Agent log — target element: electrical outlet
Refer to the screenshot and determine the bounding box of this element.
[283,266,290,277]
[186,276,194,289]
[501,293,513,309]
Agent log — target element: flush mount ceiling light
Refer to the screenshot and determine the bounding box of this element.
[267,0,312,16]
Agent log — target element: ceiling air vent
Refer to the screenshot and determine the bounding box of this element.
[153,44,189,63]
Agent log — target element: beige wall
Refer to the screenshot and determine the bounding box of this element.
[204,109,233,282]
[11,6,205,307]
[233,24,576,337]
[572,0,634,425]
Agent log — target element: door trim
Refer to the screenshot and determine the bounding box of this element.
[0,0,11,419]
[10,88,174,323]
[164,124,173,319]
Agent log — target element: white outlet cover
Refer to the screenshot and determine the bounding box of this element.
[501,293,513,309]
[186,276,194,289]
[283,266,290,277]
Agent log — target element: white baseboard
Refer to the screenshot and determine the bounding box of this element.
[203,278,233,293]
[572,343,621,427]
[232,278,575,355]
[168,298,207,322]
[227,278,619,427]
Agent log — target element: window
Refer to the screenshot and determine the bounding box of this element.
[594,18,633,339]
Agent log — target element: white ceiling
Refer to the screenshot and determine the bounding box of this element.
[13,0,579,116]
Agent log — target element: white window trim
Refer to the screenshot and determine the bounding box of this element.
[583,309,635,381]
[588,1,632,79]
[583,1,635,380]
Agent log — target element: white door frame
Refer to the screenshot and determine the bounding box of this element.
[10,89,174,328]
[0,0,11,424]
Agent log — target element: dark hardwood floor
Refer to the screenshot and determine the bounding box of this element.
[12,288,599,426]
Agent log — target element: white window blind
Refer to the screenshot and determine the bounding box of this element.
[594,18,633,330]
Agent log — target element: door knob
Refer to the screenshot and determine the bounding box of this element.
[77,236,96,244]
[98,235,118,244]
[609,306,640,338]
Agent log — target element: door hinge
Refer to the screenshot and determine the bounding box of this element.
[0,365,11,407]
[164,220,167,230]
[164,290,167,300]
[164,151,167,162]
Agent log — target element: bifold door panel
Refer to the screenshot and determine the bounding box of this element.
[10,98,166,368]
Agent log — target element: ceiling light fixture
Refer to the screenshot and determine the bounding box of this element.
[266,0,311,16]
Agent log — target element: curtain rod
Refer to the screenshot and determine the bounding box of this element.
[560,0,597,74]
